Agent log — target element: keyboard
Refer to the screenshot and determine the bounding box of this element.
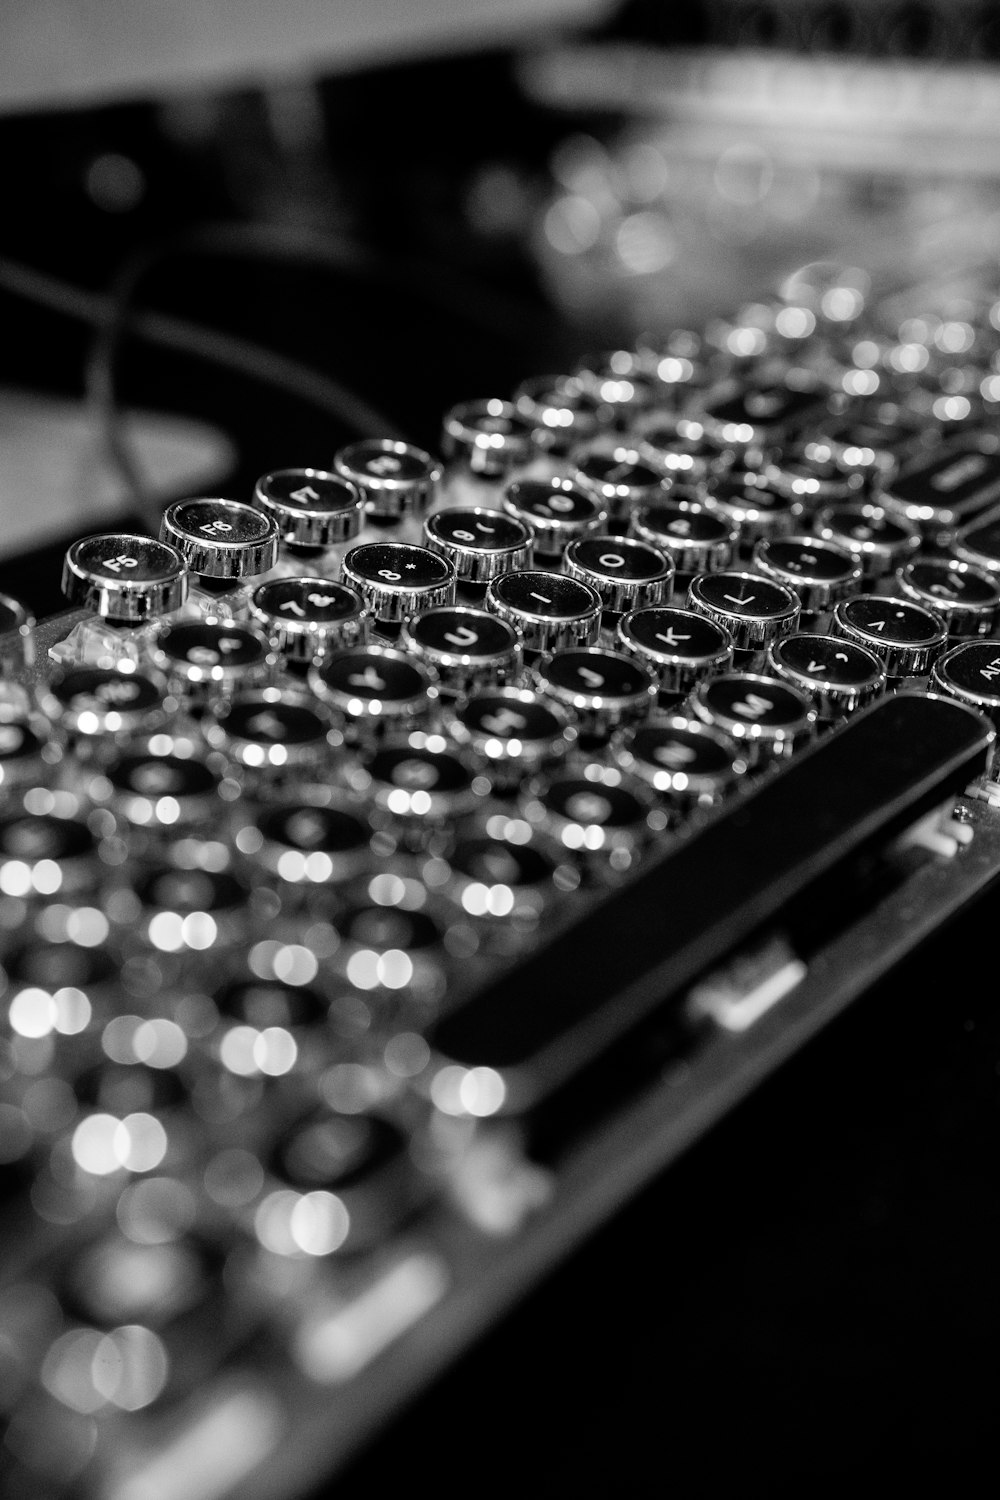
[3,255,1000,1500]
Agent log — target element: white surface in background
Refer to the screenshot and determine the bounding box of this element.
[0,0,613,112]
[0,388,236,557]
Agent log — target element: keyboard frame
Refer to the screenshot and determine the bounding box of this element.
[9,606,1000,1498]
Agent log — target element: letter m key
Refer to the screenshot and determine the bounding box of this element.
[732,692,773,720]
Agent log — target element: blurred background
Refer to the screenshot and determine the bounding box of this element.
[4,0,1000,616]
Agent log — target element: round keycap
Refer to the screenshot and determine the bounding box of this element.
[695,377,827,452]
[101,744,224,831]
[249,577,370,661]
[334,439,442,521]
[62,534,189,621]
[687,571,801,654]
[831,594,948,679]
[241,797,374,885]
[632,339,707,411]
[5,939,117,1013]
[764,633,887,721]
[352,735,484,839]
[513,374,607,453]
[701,472,804,552]
[501,477,608,560]
[572,350,662,426]
[813,502,921,584]
[485,570,601,653]
[0,810,99,895]
[134,865,251,950]
[341,542,455,622]
[45,666,171,740]
[570,440,670,522]
[612,715,747,815]
[0,718,50,790]
[634,417,733,486]
[687,671,818,768]
[75,1058,187,1112]
[308,644,438,730]
[444,687,575,789]
[615,606,734,696]
[442,399,540,476]
[423,508,533,584]
[160,498,279,579]
[812,401,923,484]
[272,1109,415,1249]
[629,500,738,580]
[151,621,276,695]
[930,640,1000,756]
[62,1234,213,1327]
[275,1109,404,1187]
[762,439,865,504]
[333,899,448,1006]
[521,764,664,866]
[252,468,364,548]
[445,829,556,940]
[339,901,443,958]
[398,606,522,695]
[216,979,327,1029]
[751,534,862,615]
[896,557,1000,638]
[529,647,656,739]
[204,689,340,776]
[563,534,674,614]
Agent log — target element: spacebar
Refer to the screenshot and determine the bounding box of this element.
[429,691,993,1110]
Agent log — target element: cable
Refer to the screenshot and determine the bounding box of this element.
[112,219,560,344]
[82,217,561,512]
[84,266,152,516]
[0,253,408,523]
[1,210,560,515]
[0,253,408,430]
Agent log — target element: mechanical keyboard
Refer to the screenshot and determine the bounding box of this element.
[4,254,1000,1500]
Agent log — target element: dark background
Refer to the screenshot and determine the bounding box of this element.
[331,931,999,1495]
